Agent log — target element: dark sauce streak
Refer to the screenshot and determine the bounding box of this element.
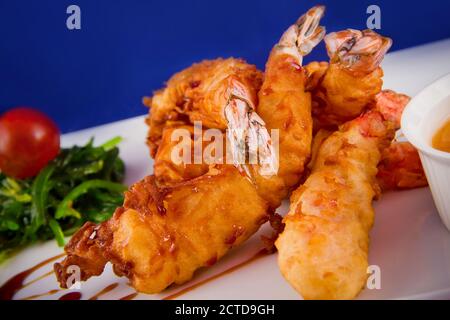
[0,253,65,300]
[22,270,54,288]
[21,289,61,300]
[2,248,270,301]
[59,292,82,300]
[89,283,119,300]
[21,282,120,301]
[119,292,139,300]
[163,248,271,300]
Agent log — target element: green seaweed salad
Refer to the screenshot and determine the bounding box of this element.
[0,137,127,262]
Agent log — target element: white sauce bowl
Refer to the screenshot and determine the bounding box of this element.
[402,73,450,230]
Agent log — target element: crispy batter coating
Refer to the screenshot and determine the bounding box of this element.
[306,29,391,130]
[55,6,325,294]
[154,125,210,184]
[152,53,314,206]
[276,110,395,299]
[276,89,408,300]
[144,58,263,157]
[154,52,316,209]
[55,167,269,293]
[309,131,428,193]
[309,63,383,128]
[251,52,313,208]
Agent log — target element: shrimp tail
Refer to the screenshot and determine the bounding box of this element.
[278,5,326,64]
[224,6,326,179]
[224,94,279,179]
[325,29,392,74]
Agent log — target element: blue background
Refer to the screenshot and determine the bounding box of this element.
[1,0,449,133]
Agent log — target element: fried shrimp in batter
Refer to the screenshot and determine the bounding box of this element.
[276,88,409,300]
[143,58,263,158]
[55,168,270,293]
[54,6,326,293]
[306,29,392,130]
[308,90,427,192]
[373,91,427,190]
[145,57,277,179]
[311,131,427,192]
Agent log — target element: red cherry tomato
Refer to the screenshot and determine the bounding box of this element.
[0,107,60,178]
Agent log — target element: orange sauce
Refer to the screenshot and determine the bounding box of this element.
[432,119,450,153]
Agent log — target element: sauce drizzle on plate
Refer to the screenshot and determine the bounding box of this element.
[119,292,139,300]
[1,248,271,300]
[163,248,271,300]
[21,289,61,300]
[89,283,120,300]
[59,291,82,300]
[0,253,64,300]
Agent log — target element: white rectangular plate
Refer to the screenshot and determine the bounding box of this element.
[1,39,450,300]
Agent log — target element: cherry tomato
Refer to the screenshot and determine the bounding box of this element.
[0,107,60,178]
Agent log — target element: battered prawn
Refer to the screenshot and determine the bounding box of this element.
[143,58,263,158]
[145,57,276,180]
[306,29,392,130]
[308,90,427,191]
[54,6,326,293]
[276,88,408,300]
[311,131,427,192]
[373,91,427,190]
[153,125,211,184]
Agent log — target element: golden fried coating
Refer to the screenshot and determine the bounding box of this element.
[309,132,427,192]
[154,125,210,184]
[310,63,383,126]
[144,58,263,157]
[276,111,394,300]
[251,51,314,208]
[55,167,269,293]
[306,29,391,130]
[153,51,315,203]
[54,6,326,294]
[276,89,408,300]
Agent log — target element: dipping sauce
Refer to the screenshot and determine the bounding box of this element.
[432,119,450,153]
